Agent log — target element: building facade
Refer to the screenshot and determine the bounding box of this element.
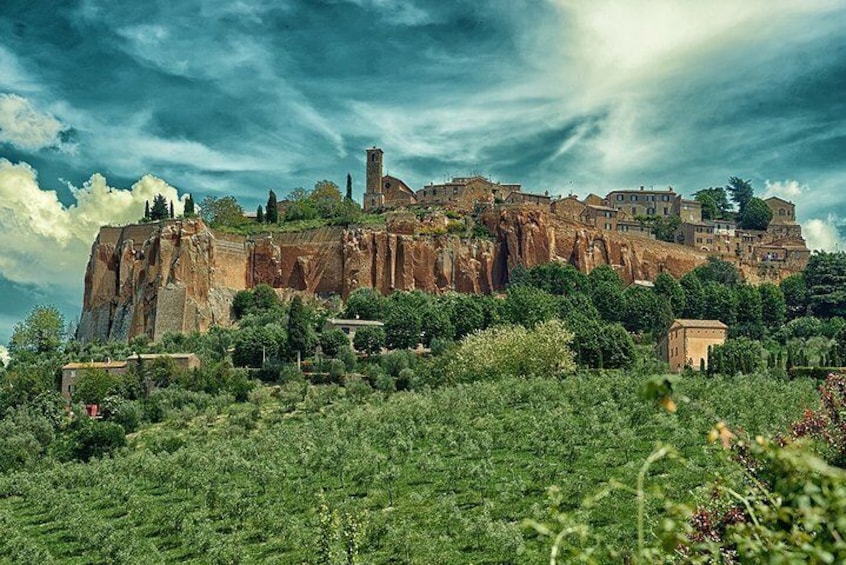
[662,319,728,373]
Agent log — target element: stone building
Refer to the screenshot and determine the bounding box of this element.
[765,196,796,224]
[551,195,585,220]
[125,353,202,371]
[616,219,654,238]
[325,318,385,347]
[672,198,703,223]
[662,319,728,373]
[580,205,618,231]
[61,361,128,400]
[363,147,417,211]
[606,187,677,219]
[416,176,516,208]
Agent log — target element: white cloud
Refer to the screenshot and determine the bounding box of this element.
[764,179,805,200]
[0,93,75,153]
[803,216,844,251]
[0,345,8,367]
[0,159,186,290]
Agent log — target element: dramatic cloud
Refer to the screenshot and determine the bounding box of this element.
[0,159,185,290]
[0,94,75,153]
[804,216,845,252]
[764,180,805,200]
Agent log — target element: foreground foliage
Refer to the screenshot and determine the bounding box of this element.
[0,373,816,564]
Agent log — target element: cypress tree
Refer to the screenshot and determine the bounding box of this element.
[184,195,195,217]
[169,201,174,219]
[345,173,353,201]
[266,190,279,224]
[256,205,264,223]
[286,296,313,360]
[144,200,150,220]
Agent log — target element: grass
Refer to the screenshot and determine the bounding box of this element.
[0,372,818,564]
[212,214,386,236]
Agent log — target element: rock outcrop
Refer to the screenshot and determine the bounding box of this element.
[77,207,794,342]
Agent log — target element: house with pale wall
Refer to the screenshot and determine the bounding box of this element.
[661,319,728,373]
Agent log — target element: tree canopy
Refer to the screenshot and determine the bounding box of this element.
[9,305,65,355]
[739,197,773,230]
[726,176,754,214]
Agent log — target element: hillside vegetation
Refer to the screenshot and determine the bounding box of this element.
[0,373,816,564]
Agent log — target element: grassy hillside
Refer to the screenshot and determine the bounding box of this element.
[0,373,817,564]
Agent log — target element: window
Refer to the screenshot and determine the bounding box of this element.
[617,195,624,201]
[663,195,671,201]
[385,182,391,189]
[453,187,459,195]
[647,208,655,215]
[371,154,377,162]
[779,209,785,216]
[632,207,637,215]
[342,327,350,334]
[605,223,612,230]
[433,189,437,196]
[630,195,637,201]
[663,207,669,215]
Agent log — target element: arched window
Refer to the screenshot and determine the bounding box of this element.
[371,154,377,162]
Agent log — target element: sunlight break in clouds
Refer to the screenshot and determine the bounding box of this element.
[0,159,186,291]
[0,94,75,153]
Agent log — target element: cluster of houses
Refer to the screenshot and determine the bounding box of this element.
[362,147,809,268]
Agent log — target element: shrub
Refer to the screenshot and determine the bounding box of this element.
[353,326,386,355]
[328,359,346,382]
[101,396,142,433]
[57,420,126,462]
[319,329,350,357]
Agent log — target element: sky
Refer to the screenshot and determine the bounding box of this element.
[1,0,845,344]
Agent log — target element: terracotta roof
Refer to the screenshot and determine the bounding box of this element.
[671,319,729,329]
[62,361,128,370]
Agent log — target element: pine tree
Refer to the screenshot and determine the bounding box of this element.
[184,195,195,217]
[256,205,264,223]
[144,200,150,220]
[150,194,168,220]
[345,173,353,201]
[266,190,279,224]
[169,201,174,219]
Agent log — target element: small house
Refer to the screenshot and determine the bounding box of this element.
[325,318,385,345]
[662,319,728,373]
[61,361,128,400]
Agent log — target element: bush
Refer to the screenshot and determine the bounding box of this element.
[439,320,576,385]
[328,359,346,382]
[319,329,350,357]
[353,326,386,355]
[787,366,844,380]
[102,396,142,433]
[57,420,126,462]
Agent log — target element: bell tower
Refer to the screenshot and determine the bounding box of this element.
[364,147,384,212]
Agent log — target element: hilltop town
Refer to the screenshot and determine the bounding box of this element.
[358,146,810,270]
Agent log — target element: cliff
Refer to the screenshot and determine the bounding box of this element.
[76,208,788,342]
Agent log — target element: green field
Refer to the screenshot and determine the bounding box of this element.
[0,373,818,564]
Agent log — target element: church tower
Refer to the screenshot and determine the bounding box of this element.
[364,147,384,212]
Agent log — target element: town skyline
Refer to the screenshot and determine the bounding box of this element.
[1,0,845,344]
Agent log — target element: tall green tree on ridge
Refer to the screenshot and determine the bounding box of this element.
[266,190,279,224]
[727,176,754,214]
[150,194,169,220]
[345,173,353,201]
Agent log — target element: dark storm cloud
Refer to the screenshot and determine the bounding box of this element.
[1,0,845,341]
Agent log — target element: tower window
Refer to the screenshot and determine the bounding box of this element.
[371,154,377,162]
[385,182,391,189]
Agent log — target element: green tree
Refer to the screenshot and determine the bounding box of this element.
[184,194,195,217]
[451,296,487,338]
[588,266,624,323]
[199,195,246,226]
[286,296,316,360]
[733,284,764,338]
[150,194,169,221]
[256,205,264,224]
[693,256,741,287]
[739,197,773,230]
[233,325,286,368]
[266,190,279,224]
[319,329,350,357]
[650,215,681,243]
[9,305,65,355]
[709,337,763,375]
[343,288,388,320]
[169,201,174,219]
[144,200,150,220]
[420,304,455,347]
[74,368,120,404]
[384,304,422,350]
[703,281,738,325]
[620,285,673,334]
[781,273,809,319]
[653,272,686,316]
[566,314,635,369]
[694,187,731,219]
[352,326,385,355]
[502,285,558,328]
[726,176,754,214]
[345,173,353,201]
[310,180,343,218]
[805,251,846,318]
[759,283,787,329]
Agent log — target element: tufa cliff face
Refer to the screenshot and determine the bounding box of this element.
[76,208,781,342]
